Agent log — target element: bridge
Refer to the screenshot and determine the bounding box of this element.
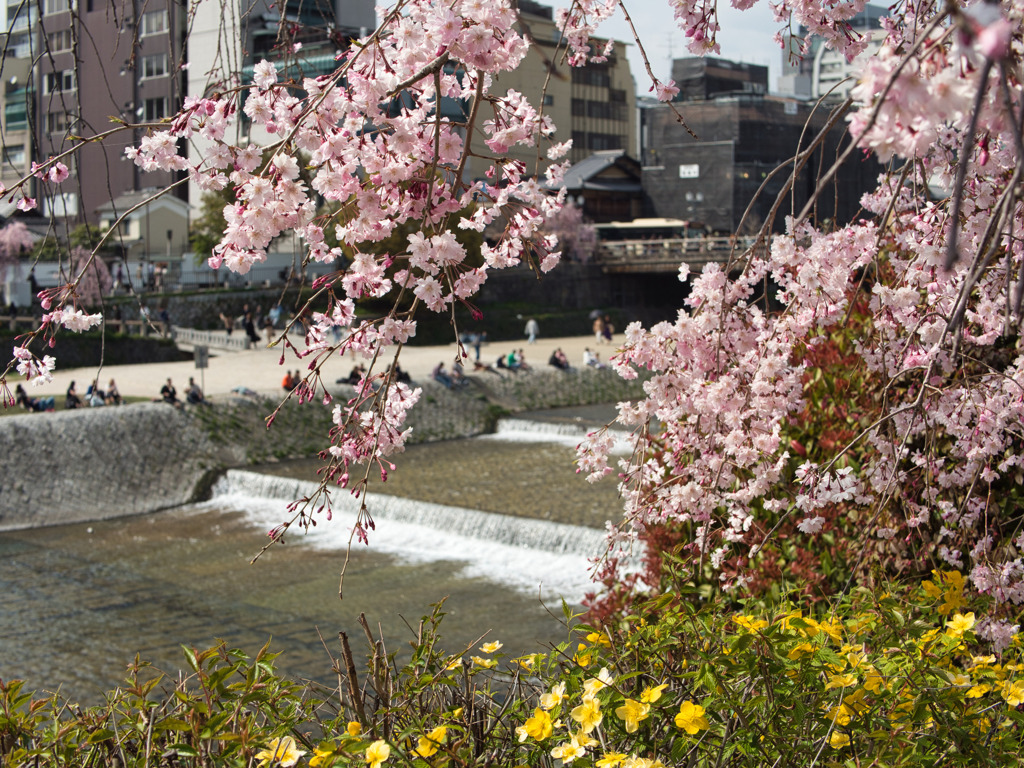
[593,236,760,274]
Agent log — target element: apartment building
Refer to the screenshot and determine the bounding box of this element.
[463,0,636,181]
[0,0,188,230]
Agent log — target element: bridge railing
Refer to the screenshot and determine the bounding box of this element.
[594,236,760,273]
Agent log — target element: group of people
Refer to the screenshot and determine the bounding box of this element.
[221,302,283,347]
[548,348,573,371]
[282,370,301,392]
[158,377,205,407]
[65,379,122,409]
[432,361,469,390]
[496,349,532,373]
[593,314,615,343]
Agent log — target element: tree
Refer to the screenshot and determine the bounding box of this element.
[3,0,1024,646]
[0,221,35,283]
[541,200,596,263]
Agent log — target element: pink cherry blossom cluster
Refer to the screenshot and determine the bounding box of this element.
[575,1,1024,636]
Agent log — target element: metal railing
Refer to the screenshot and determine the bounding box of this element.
[594,236,758,273]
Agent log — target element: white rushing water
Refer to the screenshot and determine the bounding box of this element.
[210,418,639,606]
[211,470,607,605]
[478,417,635,451]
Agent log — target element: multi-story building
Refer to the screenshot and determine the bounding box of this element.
[777,4,887,100]
[641,90,881,234]
[185,0,374,213]
[671,57,768,101]
[1,0,187,244]
[465,0,636,180]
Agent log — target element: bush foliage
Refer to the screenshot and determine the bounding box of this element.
[3,576,1022,767]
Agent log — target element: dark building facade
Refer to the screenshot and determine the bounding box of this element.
[641,94,881,234]
[671,57,768,101]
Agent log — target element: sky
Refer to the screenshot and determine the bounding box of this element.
[597,3,784,94]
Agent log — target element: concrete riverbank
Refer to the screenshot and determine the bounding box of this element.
[0,366,644,531]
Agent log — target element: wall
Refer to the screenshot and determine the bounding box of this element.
[0,367,647,531]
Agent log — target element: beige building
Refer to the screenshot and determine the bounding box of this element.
[465,0,636,181]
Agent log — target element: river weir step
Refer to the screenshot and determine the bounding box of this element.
[215,469,609,557]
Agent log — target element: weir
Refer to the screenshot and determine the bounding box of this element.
[215,469,609,558]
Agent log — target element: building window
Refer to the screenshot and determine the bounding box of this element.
[144,97,167,121]
[43,69,75,94]
[141,53,168,79]
[141,10,168,36]
[3,144,25,166]
[572,67,610,88]
[47,29,73,52]
[43,0,71,14]
[542,94,554,106]
[3,90,29,130]
[46,110,71,133]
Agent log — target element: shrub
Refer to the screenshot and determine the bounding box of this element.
[3,580,1022,767]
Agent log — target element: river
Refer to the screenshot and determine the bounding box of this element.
[0,408,629,702]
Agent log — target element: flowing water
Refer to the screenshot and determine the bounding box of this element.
[0,407,630,702]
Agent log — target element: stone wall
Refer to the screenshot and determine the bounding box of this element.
[0,368,646,531]
[0,403,220,530]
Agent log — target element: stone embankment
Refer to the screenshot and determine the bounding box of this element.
[0,368,644,531]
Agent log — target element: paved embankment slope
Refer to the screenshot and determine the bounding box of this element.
[1,363,644,531]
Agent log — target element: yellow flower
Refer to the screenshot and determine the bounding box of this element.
[310,744,337,768]
[615,699,650,733]
[967,683,992,698]
[365,740,390,768]
[347,722,363,737]
[480,641,503,653]
[550,732,596,765]
[825,673,857,691]
[640,684,668,704]
[519,708,554,742]
[256,737,307,768]
[734,615,768,633]
[674,700,709,734]
[948,673,971,687]
[827,704,852,726]
[596,753,627,768]
[863,668,885,693]
[540,682,567,710]
[414,726,447,758]
[570,697,603,733]
[787,642,816,660]
[471,656,497,669]
[946,612,976,638]
[1001,680,1024,707]
[583,668,614,698]
[817,619,843,643]
[586,631,611,647]
[828,731,850,749]
[972,655,996,667]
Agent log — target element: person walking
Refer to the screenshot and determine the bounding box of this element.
[524,317,539,343]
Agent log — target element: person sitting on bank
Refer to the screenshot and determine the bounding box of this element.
[186,377,206,405]
[337,364,366,385]
[160,377,181,407]
[86,379,106,407]
[282,370,297,391]
[105,379,122,405]
[432,362,453,389]
[16,384,55,412]
[65,381,83,409]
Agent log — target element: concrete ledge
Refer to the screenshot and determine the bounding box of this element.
[0,368,646,531]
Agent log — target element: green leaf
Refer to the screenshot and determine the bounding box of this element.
[182,645,200,672]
